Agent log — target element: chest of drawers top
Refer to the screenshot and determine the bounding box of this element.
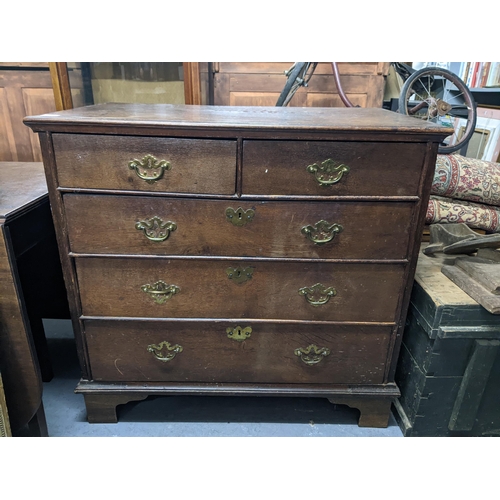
[24,103,450,198]
[24,102,450,137]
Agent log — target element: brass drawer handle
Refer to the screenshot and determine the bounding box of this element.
[141,280,180,304]
[226,266,254,284]
[299,283,336,306]
[147,341,183,362]
[129,154,172,183]
[295,344,331,365]
[307,159,350,186]
[136,216,177,242]
[226,326,252,342]
[226,207,255,227]
[301,220,343,245]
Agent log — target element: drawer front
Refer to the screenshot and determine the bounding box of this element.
[85,320,392,384]
[242,140,426,197]
[64,194,414,260]
[52,134,237,194]
[76,258,405,322]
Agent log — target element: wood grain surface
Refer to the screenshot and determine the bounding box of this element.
[0,226,42,429]
[52,134,237,194]
[242,140,426,197]
[64,194,414,260]
[75,257,405,322]
[84,319,392,384]
[22,103,449,426]
[0,162,46,218]
[24,103,453,137]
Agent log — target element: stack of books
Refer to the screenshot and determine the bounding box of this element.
[459,62,500,89]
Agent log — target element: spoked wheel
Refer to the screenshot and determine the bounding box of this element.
[276,62,317,106]
[398,67,477,154]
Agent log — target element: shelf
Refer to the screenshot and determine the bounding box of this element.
[471,88,500,108]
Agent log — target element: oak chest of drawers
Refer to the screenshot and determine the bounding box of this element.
[24,103,450,427]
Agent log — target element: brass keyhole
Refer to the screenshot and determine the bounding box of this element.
[226,266,253,284]
[225,207,255,227]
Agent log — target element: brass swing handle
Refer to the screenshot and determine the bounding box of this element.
[129,154,172,183]
[301,220,343,245]
[307,159,350,186]
[147,341,183,362]
[295,344,331,366]
[299,283,336,306]
[141,281,180,305]
[136,216,177,242]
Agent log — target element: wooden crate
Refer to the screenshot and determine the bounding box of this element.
[393,245,500,436]
[210,62,390,107]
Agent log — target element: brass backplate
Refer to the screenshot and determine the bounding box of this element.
[294,344,331,365]
[136,216,177,242]
[147,341,183,362]
[129,154,172,183]
[298,283,336,306]
[226,266,254,284]
[141,280,180,304]
[226,326,252,342]
[301,220,343,245]
[226,207,255,227]
[307,159,350,186]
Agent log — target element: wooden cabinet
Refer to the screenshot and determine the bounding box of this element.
[24,103,449,427]
[210,62,390,107]
[0,65,56,162]
[50,62,204,111]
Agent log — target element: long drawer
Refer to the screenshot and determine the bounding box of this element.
[75,258,405,322]
[52,134,237,194]
[64,194,414,260]
[242,140,427,197]
[84,319,392,384]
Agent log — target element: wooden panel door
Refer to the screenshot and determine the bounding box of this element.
[23,88,57,161]
[211,62,390,108]
[0,67,56,162]
[0,88,17,161]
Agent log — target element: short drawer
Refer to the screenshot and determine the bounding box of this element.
[52,134,237,194]
[242,140,426,197]
[85,319,392,384]
[64,194,414,260]
[76,258,405,322]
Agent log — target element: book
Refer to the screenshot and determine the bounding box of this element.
[470,62,482,88]
[471,62,481,88]
[480,62,491,88]
[486,62,500,88]
[460,62,470,81]
[466,62,476,86]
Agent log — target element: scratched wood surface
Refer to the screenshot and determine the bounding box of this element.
[415,244,478,306]
[24,104,448,427]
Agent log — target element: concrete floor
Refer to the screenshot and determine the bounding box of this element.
[41,319,403,437]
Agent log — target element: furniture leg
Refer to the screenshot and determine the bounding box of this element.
[83,393,148,423]
[27,404,48,437]
[328,397,393,428]
[28,316,53,382]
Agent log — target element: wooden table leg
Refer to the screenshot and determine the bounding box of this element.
[27,404,48,437]
[328,397,393,428]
